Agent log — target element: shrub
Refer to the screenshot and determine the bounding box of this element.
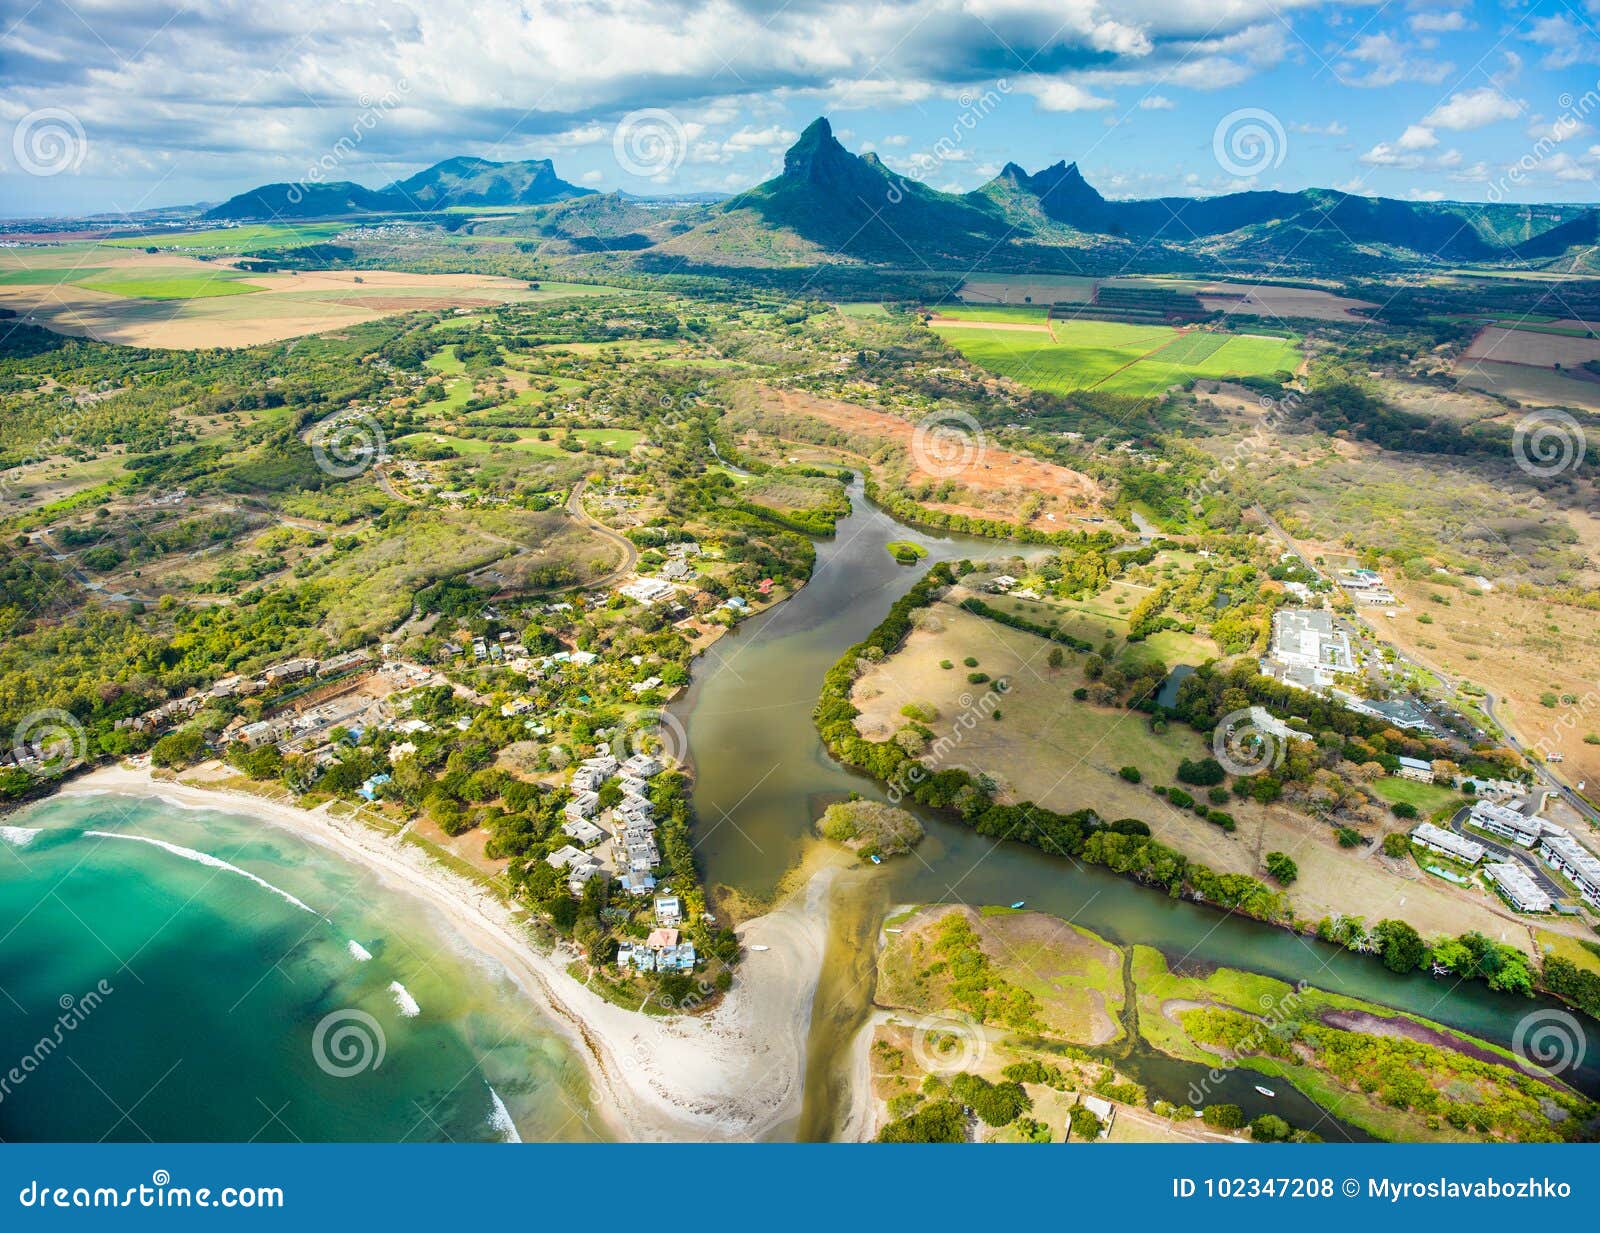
[1390,801,1418,819]
[1381,832,1411,858]
[1264,851,1298,884]
[1119,765,1142,784]
[1201,1103,1244,1129]
[1177,756,1226,787]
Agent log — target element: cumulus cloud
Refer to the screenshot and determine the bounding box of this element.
[1335,31,1453,87]
[1423,86,1523,131]
[1139,95,1175,110]
[1407,10,1469,34]
[1397,124,1438,149]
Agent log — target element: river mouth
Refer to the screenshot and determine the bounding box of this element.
[677,477,1600,1139]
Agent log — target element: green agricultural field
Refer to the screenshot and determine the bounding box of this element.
[104,223,348,253]
[73,273,264,300]
[0,266,111,286]
[836,301,889,318]
[934,318,1300,401]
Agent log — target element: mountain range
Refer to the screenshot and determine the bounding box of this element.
[204,156,594,220]
[203,117,1599,275]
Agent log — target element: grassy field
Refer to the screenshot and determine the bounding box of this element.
[877,905,1124,1045]
[934,319,1300,400]
[104,223,349,252]
[1368,776,1465,817]
[74,273,263,300]
[836,301,889,318]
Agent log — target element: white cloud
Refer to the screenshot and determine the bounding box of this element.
[1406,187,1446,200]
[1522,15,1600,70]
[1408,10,1468,34]
[578,169,602,184]
[1021,79,1115,111]
[1336,32,1452,87]
[1139,95,1174,110]
[1360,142,1422,168]
[1423,86,1522,131]
[722,125,797,152]
[1397,124,1437,150]
[1292,120,1347,135]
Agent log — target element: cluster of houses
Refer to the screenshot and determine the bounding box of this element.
[116,650,376,739]
[1409,800,1600,913]
[617,924,696,973]
[1337,568,1397,606]
[547,749,668,897]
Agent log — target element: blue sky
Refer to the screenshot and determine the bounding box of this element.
[2,0,1598,217]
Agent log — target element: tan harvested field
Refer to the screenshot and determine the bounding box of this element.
[1379,578,1600,797]
[0,246,611,348]
[958,273,1096,304]
[852,599,1567,951]
[1195,282,1377,322]
[755,387,1104,526]
[1454,359,1600,413]
[923,315,1051,333]
[1463,325,1600,369]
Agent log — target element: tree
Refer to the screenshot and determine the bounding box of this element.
[1119,765,1142,783]
[1250,1113,1291,1142]
[1069,1106,1104,1139]
[151,727,207,769]
[1381,832,1411,858]
[1373,918,1427,973]
[1390,801,1418,819]
[1201,1103,1244,1129]
[1264,851,1299,885]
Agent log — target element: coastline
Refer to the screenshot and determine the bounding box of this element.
[62,762,832,1144]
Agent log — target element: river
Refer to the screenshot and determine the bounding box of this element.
[677,476,1600,1140]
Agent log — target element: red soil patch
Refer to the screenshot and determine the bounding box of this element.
[761,388,1104,523]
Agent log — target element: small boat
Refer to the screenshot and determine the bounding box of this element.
[869,854,882,865]
[1009,900,1026,910]
[749,945,770,952]
[884,928,903,934]
[1254,1085,1276,1098]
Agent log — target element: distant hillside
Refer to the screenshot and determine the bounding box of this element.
[638,117,1598,276]
[205,156,592,220]
[385,156,593,209]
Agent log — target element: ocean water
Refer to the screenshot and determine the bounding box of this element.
[0,792,607,1143]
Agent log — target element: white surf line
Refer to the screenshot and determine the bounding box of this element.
[388,980,421,1017]
[485,1084,522,1143]
[0,825,42,848]
[347,939,374,961]
[83,830,320,916]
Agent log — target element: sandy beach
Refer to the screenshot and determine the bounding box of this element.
[64,763,832,1143]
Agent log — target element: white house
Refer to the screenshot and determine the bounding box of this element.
[1484,863,1553,913]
